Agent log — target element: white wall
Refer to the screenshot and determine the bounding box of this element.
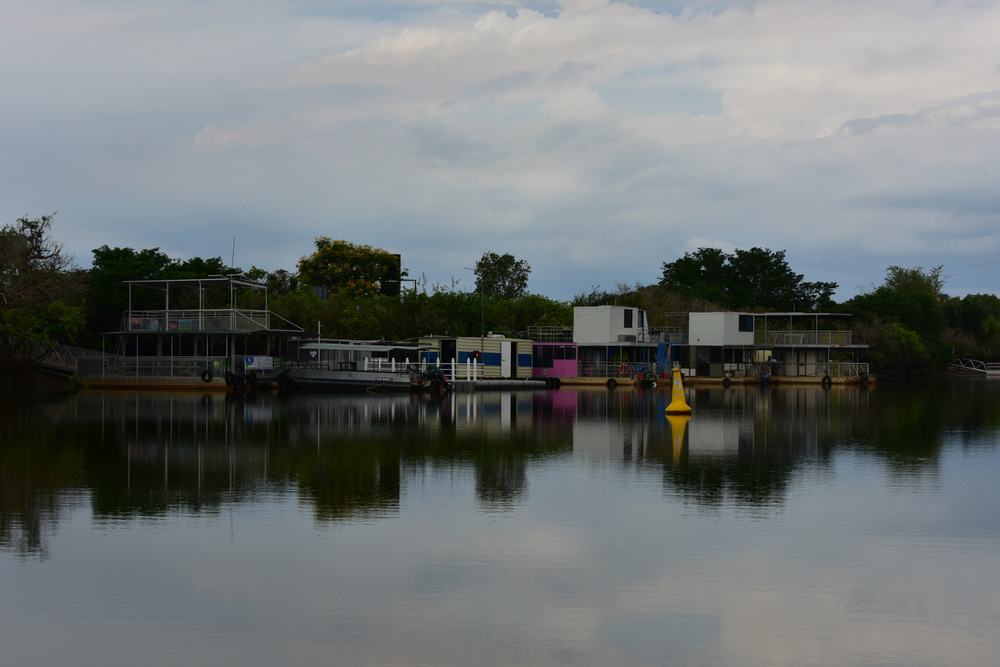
[688,312,755,347]
[573,306,648,344]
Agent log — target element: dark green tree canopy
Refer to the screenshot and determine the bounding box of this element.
[474,252,530,300]
[844,265,953,372]
[0,215,85,383]
[660,246,837,311]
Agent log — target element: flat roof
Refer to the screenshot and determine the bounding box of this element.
[757,312,853,319]
[301,342,426,352]
[123,275,265,291]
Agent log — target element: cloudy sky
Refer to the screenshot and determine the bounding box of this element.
[3,0,999,302]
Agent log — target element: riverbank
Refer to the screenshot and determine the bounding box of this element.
[0,368,80,398]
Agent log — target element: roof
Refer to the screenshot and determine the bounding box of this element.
[123,274,265,291]
[756,312,853,319]
[301,342,426,352]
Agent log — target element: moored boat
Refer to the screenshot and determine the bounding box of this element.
[283,340,422,392]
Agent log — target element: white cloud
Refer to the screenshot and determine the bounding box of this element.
[2,0,1000,301]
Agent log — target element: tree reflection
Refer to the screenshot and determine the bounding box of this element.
[2,379,999,559]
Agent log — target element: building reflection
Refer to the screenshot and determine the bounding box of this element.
[3,378,991,559]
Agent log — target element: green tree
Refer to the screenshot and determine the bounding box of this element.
[659,247,729,305]
[297,238,402,299]
[246,267,298,296]
[474,252,530,300]
[848,266,947,339]
[660,247,836,311]
[0,215,85,385]
[86,246,175,335]
[725,247,836,311]
[846,265,952,372]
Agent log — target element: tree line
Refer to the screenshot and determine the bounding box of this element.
[3,214,999,389]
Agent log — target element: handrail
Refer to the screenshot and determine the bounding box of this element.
[755,330,853,346]
[951,358,1000,373]
[526,326,574,342]
[123,308,302,333]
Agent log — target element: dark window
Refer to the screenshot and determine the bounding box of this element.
[624,309,633,328]
[739,315,754,332]
[533,346,554,368]
[639,310,645,328]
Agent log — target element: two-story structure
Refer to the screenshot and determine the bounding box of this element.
[79,274,303,390]
[669,311,870,383]
[530,307,870,385]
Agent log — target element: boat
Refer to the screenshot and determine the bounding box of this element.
[282,340,424,392]
[65,274,303,391]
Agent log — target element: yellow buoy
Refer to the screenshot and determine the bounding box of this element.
[664,365,692,414]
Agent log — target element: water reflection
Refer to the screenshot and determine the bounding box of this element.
[3,379,999,560]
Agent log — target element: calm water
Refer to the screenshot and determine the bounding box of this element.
[3,380,1000,666]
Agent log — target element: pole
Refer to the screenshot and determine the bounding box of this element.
[463,266,485,362]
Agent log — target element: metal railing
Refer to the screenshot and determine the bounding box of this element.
[526,326,574,342]
[285,358,415,375]
[100,356,223,378]
[755,330,853,346]
[122,309,302,333]
[577,361,667,379]
[951,358,1000,373]
[70,355,284,379]
[38,344,105,373]
[647,327,688,344]
[768,361,870,379]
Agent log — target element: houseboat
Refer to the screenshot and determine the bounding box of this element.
[529,307,871,387]
[417,334,535,382]
[74,274,303,391]
[281,339,423,392]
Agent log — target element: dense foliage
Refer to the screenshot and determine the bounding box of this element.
[297,238,402,299]
[0,215,85,386]
[660,247,838,311]
[474,252,531,300]
[844,266,1000,373]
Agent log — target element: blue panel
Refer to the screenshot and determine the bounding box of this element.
[421,352,439,364]
[657,343,669,367]
[483,353,501,366]
[518,353,532,367]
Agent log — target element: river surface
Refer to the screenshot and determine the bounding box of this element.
[2,379,1000,666]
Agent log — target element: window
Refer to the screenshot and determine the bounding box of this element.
[624,309,633,328]
[739,314,754,332]
[533,346,554,368]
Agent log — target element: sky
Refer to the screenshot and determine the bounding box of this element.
[3,0,999,303]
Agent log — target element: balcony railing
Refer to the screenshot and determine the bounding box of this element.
[647,327,689,344]
[755,330,853,346]
[526,326,574,342]
[83,355,284,378]
[123,309,302,333]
